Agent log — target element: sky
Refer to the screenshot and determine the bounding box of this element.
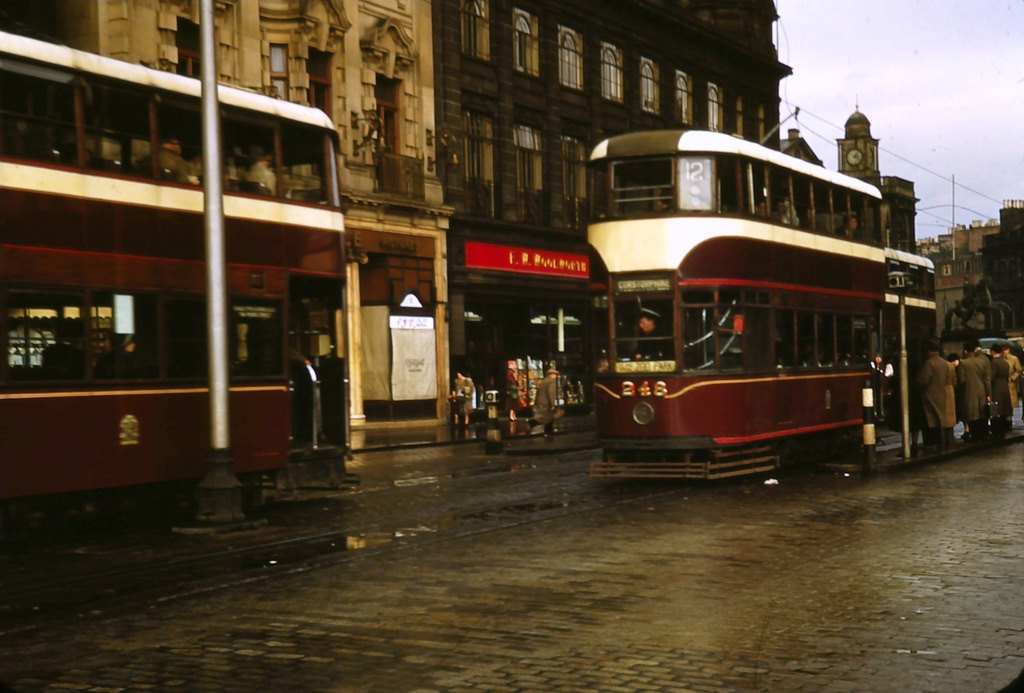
[773,0,1024,240]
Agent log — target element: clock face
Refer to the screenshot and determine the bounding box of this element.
[846,148,863,166]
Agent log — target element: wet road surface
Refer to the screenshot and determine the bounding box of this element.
[1,443,1022,692]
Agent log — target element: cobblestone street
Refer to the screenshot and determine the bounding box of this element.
[2,443,1023,692]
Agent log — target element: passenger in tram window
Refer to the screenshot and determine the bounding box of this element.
[755,199,769,218]
[246,151,277,195]
[774,199,798,225]
[157,138,198,184]
[839,212,859,238]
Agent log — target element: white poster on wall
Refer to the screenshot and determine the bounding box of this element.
[390,315,437,401]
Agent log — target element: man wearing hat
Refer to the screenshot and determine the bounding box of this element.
[959,340,991,441]
[915,338,953,451]
[634,307,662,360]
[531,366,560,439]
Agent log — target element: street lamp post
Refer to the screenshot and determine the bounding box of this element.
[889,271,913,460]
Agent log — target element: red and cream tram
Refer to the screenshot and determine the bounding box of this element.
[0,31,346,504]
[587,130,934,479]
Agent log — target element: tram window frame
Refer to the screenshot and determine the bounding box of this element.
[746,160,770,218]
[6,289,87,382]
[153,96,202,182]
[91,291,159,380]
[681,289,715,370]
[0,62,78,163]
[611,157,675,216]
[165,296,207,379]
[792,174,813,230]
[613,295,673,364]
[716,156,742,215]
[231,299,284,377]
[82,79,151,174]
[816,313,836,366]
[769,168,797,226]
[774,309,796,368]
[717,289,743,370]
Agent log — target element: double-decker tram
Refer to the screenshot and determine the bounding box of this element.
[587,130,935,479]
[1,31,346,507]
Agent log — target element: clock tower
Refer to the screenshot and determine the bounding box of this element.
[837,107,880,185]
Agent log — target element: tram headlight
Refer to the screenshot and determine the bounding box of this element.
[632,401,655,426]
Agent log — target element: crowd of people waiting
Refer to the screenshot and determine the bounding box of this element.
[913,338,1022,453]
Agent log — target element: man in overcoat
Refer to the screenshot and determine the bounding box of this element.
[958,342,991,441]
[915,339,950,450]
[989,345,1012,437]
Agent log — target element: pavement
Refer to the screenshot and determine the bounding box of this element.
[340,410,1024,493]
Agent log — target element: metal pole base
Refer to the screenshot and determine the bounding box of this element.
[195,447,245,523]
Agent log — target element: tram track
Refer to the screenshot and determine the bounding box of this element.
[0,453,689,633]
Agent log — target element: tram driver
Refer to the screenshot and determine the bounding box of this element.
[633,307,666,360]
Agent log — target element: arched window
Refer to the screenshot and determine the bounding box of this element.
[558,26,582,89]
[640,58,659,114]
[674,70,691,124]
[707,82,722,131]
[600,43,622,102]
[513,9,538,75]
[461,0,490,60]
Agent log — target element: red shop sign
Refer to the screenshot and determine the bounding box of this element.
[465,241,589,279]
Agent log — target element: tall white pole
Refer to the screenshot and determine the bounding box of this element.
[195,0,243,522]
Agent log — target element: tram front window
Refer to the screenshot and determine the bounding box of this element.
[614,298,673,369]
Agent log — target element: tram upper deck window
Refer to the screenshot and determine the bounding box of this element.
[0,61,77,163]
[610,157,674,216]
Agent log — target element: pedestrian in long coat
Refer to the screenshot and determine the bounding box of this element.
[989,346,1011,436]
[915,341,948,449]
[959,344,991,440]
[531,367,560,438]
[1004,344,1022,416]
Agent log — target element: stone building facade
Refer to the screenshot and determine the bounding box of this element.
[433,0,788,408]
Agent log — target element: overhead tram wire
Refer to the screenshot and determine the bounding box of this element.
[779,102,1005,212]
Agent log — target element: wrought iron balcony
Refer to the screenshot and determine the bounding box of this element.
[377,152,424,200]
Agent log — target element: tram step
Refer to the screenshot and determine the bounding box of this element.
[590,445,779,480]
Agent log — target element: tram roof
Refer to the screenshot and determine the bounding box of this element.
[885,246,934,270]
[590,129,882,199]
[0,30,336,132]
